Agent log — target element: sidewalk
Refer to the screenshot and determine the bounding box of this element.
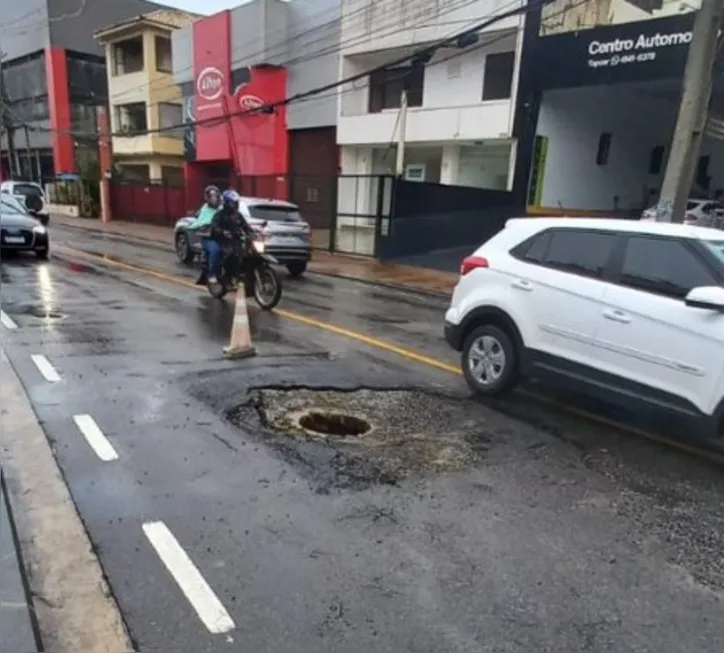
[51,215,458,296]
[0,473,38,653]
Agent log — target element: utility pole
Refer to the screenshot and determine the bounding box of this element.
[657,0,724,222]
[395,89,408,177]
[0,50,6,182]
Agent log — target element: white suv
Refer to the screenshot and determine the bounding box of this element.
[444,218,724,440]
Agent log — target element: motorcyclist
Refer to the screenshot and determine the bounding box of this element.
[189,185,221,285]
[206,189,254,285]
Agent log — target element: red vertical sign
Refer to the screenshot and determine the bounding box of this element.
[44,47,75,174]
[229,66,288,177]
[192,11,231,162]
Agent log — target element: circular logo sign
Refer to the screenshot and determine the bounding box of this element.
[197,67,224,101]
[238,94,264,112]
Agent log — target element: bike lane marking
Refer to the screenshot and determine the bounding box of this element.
[1,310,18,330]
[72,414,119,462]
[142,521,236,635]
[30,354,61,382]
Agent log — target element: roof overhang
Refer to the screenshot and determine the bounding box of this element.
[94,16,172,44]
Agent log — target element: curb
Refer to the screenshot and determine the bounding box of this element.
[0,350,134,653]
[0,467,43,653]
[53,220,453,299]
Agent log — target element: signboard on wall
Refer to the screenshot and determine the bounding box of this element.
[532,12,717,88]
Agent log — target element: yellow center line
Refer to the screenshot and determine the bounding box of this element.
[56,244,724,466]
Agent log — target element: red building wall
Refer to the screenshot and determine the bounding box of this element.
[44,47,75,175]
[189,10,288,201]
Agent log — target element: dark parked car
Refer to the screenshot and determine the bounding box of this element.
[1,180,50,225]
[174,196,312,277]
[0,195,50,259]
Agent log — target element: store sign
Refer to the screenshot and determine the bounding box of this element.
[587,30,693,69]
[196,67,224,102]
[238,94,264,112]
[532,14,709,89]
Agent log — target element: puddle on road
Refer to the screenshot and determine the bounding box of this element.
[227,388,495,492]
[65,260,101,275]
[16,304,66,320]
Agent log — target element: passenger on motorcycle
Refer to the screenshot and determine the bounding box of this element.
[207,189,254,285]
[188,185,221,284]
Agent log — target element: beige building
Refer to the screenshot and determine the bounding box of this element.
[94,10,199,184]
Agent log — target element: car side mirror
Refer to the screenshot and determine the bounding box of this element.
[685,286,724,311]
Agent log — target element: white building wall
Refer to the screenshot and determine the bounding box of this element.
[340,0,523,55]
[337,29,519,145]
[535,84,724,212]
[286,0,341,129]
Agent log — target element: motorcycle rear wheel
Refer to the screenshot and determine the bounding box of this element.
[253,266,282,310]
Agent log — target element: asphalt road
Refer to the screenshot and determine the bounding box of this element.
[2,228,724,653]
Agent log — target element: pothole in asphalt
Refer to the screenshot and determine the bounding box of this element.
[227,387,496,492]
[296,410,371,438]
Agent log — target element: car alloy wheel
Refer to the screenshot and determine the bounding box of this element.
[468,335,506,385]
[461,324,518,396]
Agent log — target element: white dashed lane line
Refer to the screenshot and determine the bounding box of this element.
[1,310,18,330]
[30,354,61,382]
[142,521,236,635]
[72,414,119,462]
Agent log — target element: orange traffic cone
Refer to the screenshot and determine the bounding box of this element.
[223,290,256,359]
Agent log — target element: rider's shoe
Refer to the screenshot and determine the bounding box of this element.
[208,275,218,285]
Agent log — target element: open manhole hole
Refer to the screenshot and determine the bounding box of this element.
[297,411,371,437]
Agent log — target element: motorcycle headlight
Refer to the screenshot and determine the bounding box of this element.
[253,239,265,254]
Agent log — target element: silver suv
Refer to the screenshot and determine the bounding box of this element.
[174,196,312,277]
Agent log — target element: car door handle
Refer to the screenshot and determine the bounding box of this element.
[511,280,533,292]
[602,309,631,324]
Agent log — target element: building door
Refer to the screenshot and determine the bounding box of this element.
[288,127,337,250]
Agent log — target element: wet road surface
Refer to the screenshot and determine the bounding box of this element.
[2,231,724,652]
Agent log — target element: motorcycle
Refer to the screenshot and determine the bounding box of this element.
[203,228,282,310]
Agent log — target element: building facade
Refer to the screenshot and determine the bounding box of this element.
[526,0,724,214]
[0,0,165,180]
[95,9,198,184]
[171,0,341,218]
[335,0,527,253]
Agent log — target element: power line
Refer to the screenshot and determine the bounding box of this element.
[102,1,539,138]
[5,0,519,133]
[109,0,488,105]
[9,0,577,143]
[2,0,507,132]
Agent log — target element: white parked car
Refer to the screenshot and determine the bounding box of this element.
[444,217,724,441]
[641,199,724,228]
[0,180,50,225]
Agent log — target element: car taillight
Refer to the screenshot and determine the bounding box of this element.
[460,256,489,276]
